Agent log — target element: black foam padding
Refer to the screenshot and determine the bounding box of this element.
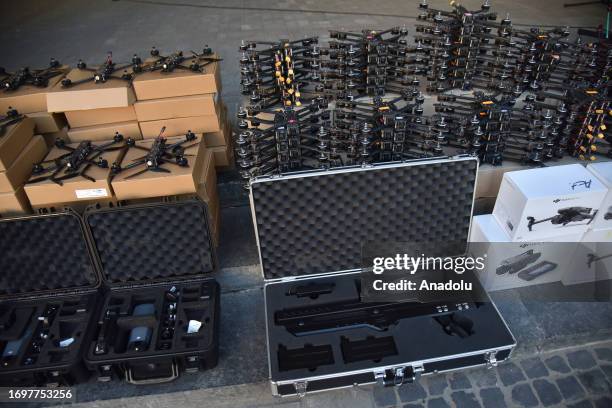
[251,158,477,279]
[85,201,214,284]
[0,213,97,296]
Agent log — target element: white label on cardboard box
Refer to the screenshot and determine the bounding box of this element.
[75,188,108,199]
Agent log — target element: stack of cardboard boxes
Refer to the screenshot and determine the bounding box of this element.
[0,117,48,215]
[470,164,610,291]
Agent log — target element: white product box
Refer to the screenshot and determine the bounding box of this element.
[493,164,607,242]
[562,228,612,285]
[586,162,612,230]
[469,214,582,292]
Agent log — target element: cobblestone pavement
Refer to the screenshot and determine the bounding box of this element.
[67,340,612,408]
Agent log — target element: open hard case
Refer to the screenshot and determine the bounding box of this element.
[249,156,516,396]
[0,211,100,386]
[82,198,220,384]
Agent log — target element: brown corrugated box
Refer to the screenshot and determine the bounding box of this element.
[24,145,121,207]
[134,93,217,121]
[139,112,221,139]
[0,117,35,171]
[111,135,206,200]
[65,106,137,128]
[0,188,31,216]
[133,57,221,100]
[46,68,135,112]
[195,150,219,246]
[203,105,231,147]
[210,144,234,169]
[68,121,142,142]
[43,126,70,147]
[0,66,69,114]
[27,112,66,134]
[0,136,48,193]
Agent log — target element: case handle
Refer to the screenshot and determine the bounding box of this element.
[124,361,179,385]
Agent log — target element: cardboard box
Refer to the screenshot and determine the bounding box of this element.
[46,68,135,112]
[111,135,206,200]
[203,103,231,147]
[139,112,221,139]
[24,144,121,207]
[65,106,137,128]
[68,121,142,142]
[470,214,582,291]
[0,117,35,171]
[133,57,221,100]
[210,144,234,168]
[43,126,70,148]
[27,112,66,134]
[562,228,612,285]
[0,188,31,216]
[134,94,217,121]
[0,135,48,193]
[493,164,608,241]
[586,162,612,230]
[0,66,69,114]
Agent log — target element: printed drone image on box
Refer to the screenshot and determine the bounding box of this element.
[586,162,612,230]
[493,164,608,242]
[469,214,582,292]
[562,229,612,286]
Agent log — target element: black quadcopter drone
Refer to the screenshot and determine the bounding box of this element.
[0,58,66,91]
[146,46,221,73]
[110,126,199,180]
[526,207,598,231]
[27,134,126,186]
[0,108,24,137]
[60,52,139,87]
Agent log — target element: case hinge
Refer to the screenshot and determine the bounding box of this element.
[485,351,498,369]
[294,380,308,397]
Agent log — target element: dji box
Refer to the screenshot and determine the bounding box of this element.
[562,228,612,286]
[586,162,612,230]
[470,214,582,292]
[493,164,607,242]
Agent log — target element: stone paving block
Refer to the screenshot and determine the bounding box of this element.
[567,350,598,370]
[511,383,539,408]
[532,379,563,407]
[471,368,499,388]
[594,396,612,408]
[397,382,427,403]
[424,374,449,396]
[566,401,594,408]
[372,386,398,407]
[520,357,549,379]
[601,364,612,381]
[545,355,572,374]
[498,362,526,386]
[576,368,612,395]
[480,387,507,408]
[556,376,586,401]
[426,397,451,408]
[448,372,472,390]
[594,347,612,362]
[450,391,481,408]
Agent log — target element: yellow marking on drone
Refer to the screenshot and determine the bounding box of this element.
[285,56,291,63]
[295,91,301,98]
[588,125,594,132]
[587,134,593,140]
[288,69,294,75]
[579,154,585,160]
[598,133,604,139]
[296,101,302,107]
[285,100,292,106]
[591,145,597,152]
[482,101,494,105]
[287,88,294,95]
[601,124,607,130]
[586,89,598,95]
[590,156,596,161]
[379,106,390,111]
[275,61,281,67]
[595,109,604,114]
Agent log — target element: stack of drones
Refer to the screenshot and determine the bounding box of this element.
[234,0,611,186]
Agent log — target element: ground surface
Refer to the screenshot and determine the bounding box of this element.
[2,1,611,407]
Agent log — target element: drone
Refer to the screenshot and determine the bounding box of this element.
[60,52,139,87]
[0,108,24,137]
[526,207,598,231]
[27,134,126,186]
[0,59,66,90]
[110,126,199,180]
[587,252,612,268]
[147,46,221,73]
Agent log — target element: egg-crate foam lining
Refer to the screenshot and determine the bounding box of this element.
[0,213,98,297]
[251,158,478,280]
[85,200,214,285]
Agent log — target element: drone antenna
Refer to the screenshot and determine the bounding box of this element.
[158,126,167,138]
[106,52,113,65]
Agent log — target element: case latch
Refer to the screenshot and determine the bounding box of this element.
[485,351,498,369]
[184,356,200,373]
[376,366,416,387]
[294,380,308,397]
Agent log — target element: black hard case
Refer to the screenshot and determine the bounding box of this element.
[249,157,516,396]
[82,198,220,384]
[0,210,101,386]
